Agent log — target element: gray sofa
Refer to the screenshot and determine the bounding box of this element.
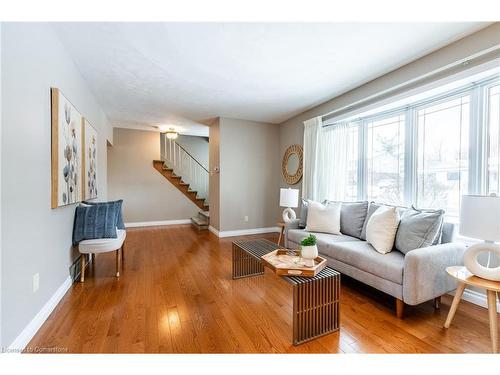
[285,201,466,318]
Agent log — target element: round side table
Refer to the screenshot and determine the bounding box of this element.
[444,266,499,353]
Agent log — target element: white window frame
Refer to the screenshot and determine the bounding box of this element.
[326,73,500,216]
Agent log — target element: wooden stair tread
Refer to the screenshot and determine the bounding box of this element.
[191,216,209,226]
[153,160,208,210]
[199,211,210,219]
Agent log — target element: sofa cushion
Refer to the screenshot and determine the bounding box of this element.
[329,241,405,284]
[84,199,125,229]
[360,203,381,240]
[72,203,119,246]
[287,229,360,248]
[366,206,401,254]
[395,207,444,254]
[334,201,368,238]
[305,200,341,234]
[298,199,308,228]
[441,222,456,244]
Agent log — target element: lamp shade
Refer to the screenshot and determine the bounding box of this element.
[280,188,299,208]
[460,195,500,241]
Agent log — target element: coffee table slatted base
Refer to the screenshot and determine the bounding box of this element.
[232,240,271,279]
[289,269,340,345]
[232,239,340,345]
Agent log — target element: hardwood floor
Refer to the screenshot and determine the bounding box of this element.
[27,225,497,353]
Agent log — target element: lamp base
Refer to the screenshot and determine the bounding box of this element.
[464,241,500,281]
[282,207,296,223]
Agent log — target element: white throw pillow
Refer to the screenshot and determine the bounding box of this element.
[366,206,400,254]
[305,200,341,235]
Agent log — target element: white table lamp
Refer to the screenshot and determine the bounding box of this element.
[280,188,299,223]
[460,194,500,281]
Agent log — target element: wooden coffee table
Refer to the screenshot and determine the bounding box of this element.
[232,239,340,345]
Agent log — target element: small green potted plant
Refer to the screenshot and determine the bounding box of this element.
[300,234,318,267]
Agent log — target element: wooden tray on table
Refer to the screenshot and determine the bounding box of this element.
[261,249,327,277]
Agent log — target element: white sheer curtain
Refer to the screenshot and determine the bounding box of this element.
[318,123,350,201]
[303,117,350,202]
[302,117,321,200]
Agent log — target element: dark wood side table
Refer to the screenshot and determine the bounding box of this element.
[232,239,340,345]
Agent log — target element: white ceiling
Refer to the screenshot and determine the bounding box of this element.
[52,22,488,135]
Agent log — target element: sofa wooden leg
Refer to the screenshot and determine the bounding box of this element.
[396,298,404,319]
[80,254,86,283]
[434,296,441,309]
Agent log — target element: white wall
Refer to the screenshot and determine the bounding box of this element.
[1,23,113,348]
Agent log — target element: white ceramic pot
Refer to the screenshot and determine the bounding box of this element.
[301,245,318,267]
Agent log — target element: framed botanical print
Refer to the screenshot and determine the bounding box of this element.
[82,118,98,200]
[51,88,83,208]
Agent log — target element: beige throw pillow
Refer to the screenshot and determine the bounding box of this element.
[366,206,400,254]
[305,200,341,235]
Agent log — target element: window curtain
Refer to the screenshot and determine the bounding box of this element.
[318,123,350,201]
[302,117,321,200]
[303,117,350,202]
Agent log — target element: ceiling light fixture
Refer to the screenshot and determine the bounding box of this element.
[165,128,179,140]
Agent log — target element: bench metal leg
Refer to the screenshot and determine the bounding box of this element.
[232,243,264,279]
[292,274,340,345]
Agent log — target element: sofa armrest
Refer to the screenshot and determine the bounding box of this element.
[403,242,466,305]
[284,219,300,248]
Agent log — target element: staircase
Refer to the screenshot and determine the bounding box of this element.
[191,210,209,231]
[154,134,210,231]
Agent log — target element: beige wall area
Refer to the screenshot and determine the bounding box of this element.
[107,128,199,224]
[279,22,500,198]
[208,118,221,230]
[218,117,281,232]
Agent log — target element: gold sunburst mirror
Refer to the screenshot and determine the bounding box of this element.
[282,144,303,185]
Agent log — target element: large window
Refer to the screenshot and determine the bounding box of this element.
[366,114,405,205]
[416,95,470,218]
[344,125,359,201]
[487,84,500,195]
[325,72,500,221]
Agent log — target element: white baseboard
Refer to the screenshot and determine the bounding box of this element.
[8,276,73,352]
[125,219,191,228]
[450,288,500,311]
[209,226,280,238]
[208,225,219,236]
